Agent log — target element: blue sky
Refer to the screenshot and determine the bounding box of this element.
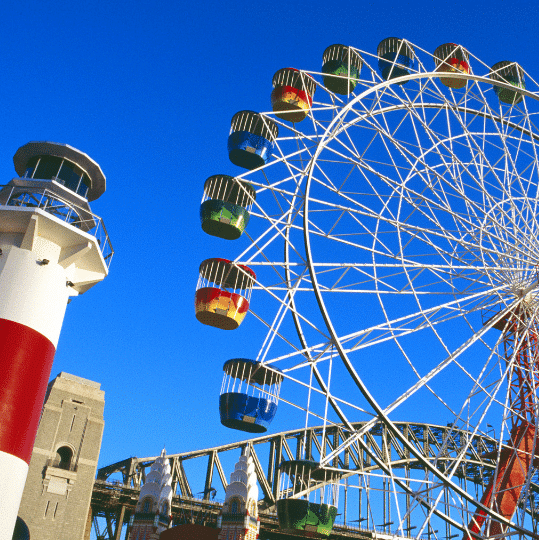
[2,0,539,494]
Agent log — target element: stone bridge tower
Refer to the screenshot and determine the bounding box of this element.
[18,372,105,540]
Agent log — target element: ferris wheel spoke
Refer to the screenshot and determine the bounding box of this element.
[316,134,490,242]
[298,363,475,536]
[344,102,536,225]
[256,270,311,365]
[446,351,509,436]
[302,215,499,274]
[320,320,510,486]
[291,242,508,290]
[239,226,300,286]
[260,166,302,213]
[450,99,533,205]
[385,330,505,435]
[502,132,539,214]
[521,103,539,203]
[242,216,305,271]
[262,350,377,418]
[335,284,510,353]
[236,173,310,269]
[398,112,506,223]
[250,271,334,342]
[306,171,538,270]
[248,305,327,359]
[374,302,513,423]
[317,123,492,241]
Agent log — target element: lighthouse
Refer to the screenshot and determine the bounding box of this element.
[0,142,112,540]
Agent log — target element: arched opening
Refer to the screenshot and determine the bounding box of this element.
[141,497,152,513]
[54,446,73,470]
[229,497,241,514]
[160,501,169,516]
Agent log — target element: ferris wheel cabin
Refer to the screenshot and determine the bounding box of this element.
[200,175,256,240]
[377,38,415,84]
[219,358,283,433]
[322,44,363,95]
[227,111,278,170]
[433,43,470,89]
[276,460,340,537]
[490,61,526,105]
[195,258,256,330]
[271,68,316,123]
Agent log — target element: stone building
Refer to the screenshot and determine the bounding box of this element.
[18,372,105,540]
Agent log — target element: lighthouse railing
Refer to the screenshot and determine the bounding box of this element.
[0,184,114,268]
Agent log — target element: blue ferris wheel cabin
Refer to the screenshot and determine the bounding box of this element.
[219,358,283,433]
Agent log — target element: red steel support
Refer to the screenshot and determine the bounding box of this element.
[465,313,538,539]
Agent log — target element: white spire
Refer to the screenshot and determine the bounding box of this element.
[134,450,173,526]
[218,447,260,540]
[224,449,259,508]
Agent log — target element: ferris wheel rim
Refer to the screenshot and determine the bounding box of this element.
[296,63,539,536]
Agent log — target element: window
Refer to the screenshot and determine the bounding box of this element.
[57,161,82,192]
[142,498,152,513]
[22,155,90,198]
[25,156,40,178]
[34,156,63,181]
[53,446,73,470]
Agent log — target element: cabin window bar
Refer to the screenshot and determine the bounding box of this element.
[231,367,237,392]
[239,362,246,394]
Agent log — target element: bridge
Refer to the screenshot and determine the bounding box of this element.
[90,421,536,540]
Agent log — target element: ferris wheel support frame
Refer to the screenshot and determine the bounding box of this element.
[466,312,539,538]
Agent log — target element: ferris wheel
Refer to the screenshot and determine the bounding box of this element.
[195,39,539,539]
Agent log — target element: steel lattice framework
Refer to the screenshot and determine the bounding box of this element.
[91,422,539,539]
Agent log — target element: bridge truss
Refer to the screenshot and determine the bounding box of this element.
[91,421,539,540]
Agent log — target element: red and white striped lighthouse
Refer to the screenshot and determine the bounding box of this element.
[0,142,113,540]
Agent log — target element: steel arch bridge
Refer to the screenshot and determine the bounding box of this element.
[90,421,539,540]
